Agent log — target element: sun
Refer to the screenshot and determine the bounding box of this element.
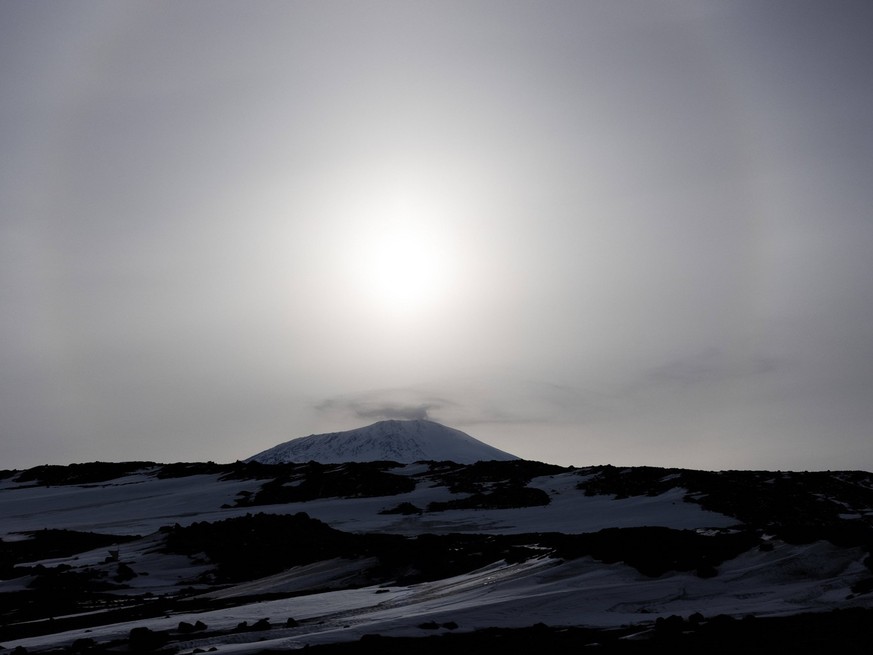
[328,165,466,323]
[363,225,446,313]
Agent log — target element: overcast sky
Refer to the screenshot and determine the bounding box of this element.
[2,1,873,472]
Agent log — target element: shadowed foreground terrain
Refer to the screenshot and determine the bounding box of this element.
[291,610,873,654]
[1,460,872,653]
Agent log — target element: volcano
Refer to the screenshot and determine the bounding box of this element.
[246,419,519,464]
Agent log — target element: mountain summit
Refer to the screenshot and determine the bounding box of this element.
[246,419,519,464]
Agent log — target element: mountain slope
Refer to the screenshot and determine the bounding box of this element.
[246,419,518,464]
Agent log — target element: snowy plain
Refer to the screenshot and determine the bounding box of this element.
[0,467,735,538]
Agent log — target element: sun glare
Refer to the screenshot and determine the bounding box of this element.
[332,175,462,321]
[314,157,480,329]
[365,227,445,311]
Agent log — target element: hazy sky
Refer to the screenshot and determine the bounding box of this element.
[3,1,873,472]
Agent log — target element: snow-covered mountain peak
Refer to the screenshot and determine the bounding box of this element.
[246,419,519,464]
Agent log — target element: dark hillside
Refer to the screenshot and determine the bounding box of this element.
[577,466,873,547]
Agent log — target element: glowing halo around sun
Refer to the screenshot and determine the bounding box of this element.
[361,224,448,313]
[331,175,464,324]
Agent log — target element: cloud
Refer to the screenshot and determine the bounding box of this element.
[638,348,782,390]
[315,391,448,423]
[313,377,592,430]
[353,403,433,421]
